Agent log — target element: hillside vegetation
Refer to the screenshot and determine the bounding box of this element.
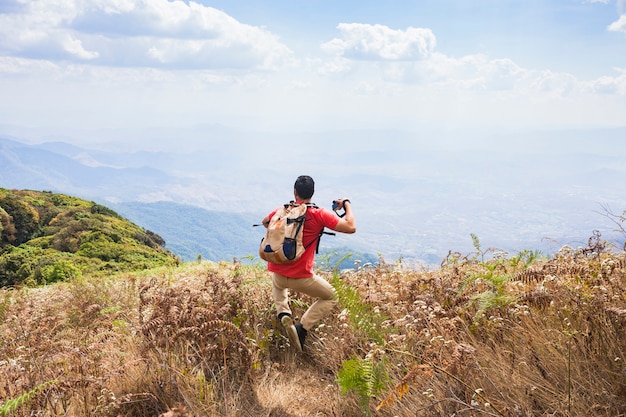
[1,234,625,416]
[0,189,179,286]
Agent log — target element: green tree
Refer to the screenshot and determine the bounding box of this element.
[0,206,16,245]
[0,196,40,245]
[41,260,82,283]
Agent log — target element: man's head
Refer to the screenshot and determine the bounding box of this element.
[294,175,315,200]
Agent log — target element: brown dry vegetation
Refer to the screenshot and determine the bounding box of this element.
[1,242,626,416]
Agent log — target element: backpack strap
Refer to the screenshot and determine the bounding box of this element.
[253,201,314,227]
[307,229,336,254]
[302,202,336,253]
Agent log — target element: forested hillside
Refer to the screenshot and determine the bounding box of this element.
[0,189,179,287]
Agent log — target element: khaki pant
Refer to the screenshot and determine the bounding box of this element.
[272,272,337,331]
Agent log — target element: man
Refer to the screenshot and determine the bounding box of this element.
[261,175,356,352]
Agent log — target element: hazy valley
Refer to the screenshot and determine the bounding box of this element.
[1,124,625,265]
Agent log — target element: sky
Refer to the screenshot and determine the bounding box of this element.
[1,0,626,262]
[1,0,626,137]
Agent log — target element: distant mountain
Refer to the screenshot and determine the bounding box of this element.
[111,201,262,262]
[0,136,177,201]
[3,126,626,266]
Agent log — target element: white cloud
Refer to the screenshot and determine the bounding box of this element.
[317,22,625,102]
[0,56,60,75]
[320,24,537,92]
[62,34,99,59]
[532,70,579,96]
[0,0,293,70]
[1,3,625,132]
[317,57,353,76]
[608,14,626,34]
[588,68,626,94]
[322,23,436,61]
[416,54,529,90]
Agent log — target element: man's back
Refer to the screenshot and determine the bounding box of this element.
[267,204,338,278]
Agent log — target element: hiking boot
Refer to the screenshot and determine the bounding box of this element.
[280,314,303,352]
[295,323,307,350]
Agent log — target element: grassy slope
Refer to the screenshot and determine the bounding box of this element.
[1,243,625,417]
[0,189,179,286]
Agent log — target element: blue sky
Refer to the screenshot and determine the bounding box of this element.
[1,1,626,260]
[1,0,625,137]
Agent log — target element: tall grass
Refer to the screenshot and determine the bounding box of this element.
[1,242,625,416]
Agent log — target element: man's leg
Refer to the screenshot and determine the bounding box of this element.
[271,273,292,317]
[288,274,337,331]
[272,273,304,351]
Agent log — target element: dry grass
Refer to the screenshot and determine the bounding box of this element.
[1,245,625,416]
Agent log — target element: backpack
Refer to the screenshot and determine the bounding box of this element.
[257,201,332,264]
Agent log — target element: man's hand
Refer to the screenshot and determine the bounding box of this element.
[332,198,351,211]
[332,199,355,234]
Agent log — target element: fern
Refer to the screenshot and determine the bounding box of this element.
[0,292,10,322]
[330,270,388,345]
[470,290,518,319]
[337,355,388,416]
[509,249,543,268]
[471,232,482,261]
[0,380,58,416]
[331,270,390,415]
[458,258,518,320]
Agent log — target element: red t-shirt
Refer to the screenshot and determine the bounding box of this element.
[266,202,339,278]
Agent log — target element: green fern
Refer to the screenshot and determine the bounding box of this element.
[0,292,10,322]
[330,271,388,345]
[470,232,482,260]
[337,355,388,415]
[458,259,518,320]
[509,249,543,268]
[331,270,390,415]
[470,290,518,319]
[0,380,58,416]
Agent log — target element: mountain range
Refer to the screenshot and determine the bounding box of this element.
[2,125,625,265]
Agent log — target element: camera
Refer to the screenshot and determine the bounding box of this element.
[332,200,346,217]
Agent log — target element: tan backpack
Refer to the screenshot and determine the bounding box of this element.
[258,202,332,264]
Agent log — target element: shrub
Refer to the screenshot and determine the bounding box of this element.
[90,203,121,218]
[0,196,40,245]
[41,260,82,283]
